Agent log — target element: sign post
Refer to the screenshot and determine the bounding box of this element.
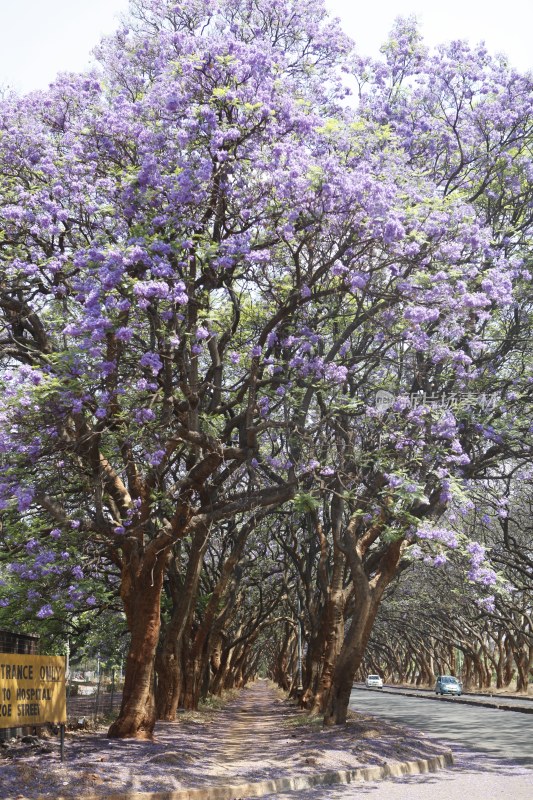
[0,653,67,760]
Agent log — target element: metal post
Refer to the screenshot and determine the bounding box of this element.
[109,669,115,714]
[65,638,70,681]
[60,724,65,763]
[296,595,303,692]
[94,667,102,722]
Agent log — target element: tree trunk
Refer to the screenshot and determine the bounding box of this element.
[154,629,184,721]
[323,592,376,725]
[155,523,210,718]
[503,637,515,685]
[181,653,203,708]
[514,644,532,693]
[108,564,164,739]
[300,622,326,707]
[310,547,346,713]
[323,532,405,726]
[211,636,231,695]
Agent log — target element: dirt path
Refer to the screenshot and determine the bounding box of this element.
[209,680,297,766]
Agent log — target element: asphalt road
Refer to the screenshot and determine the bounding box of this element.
[360,683,533,709]
[349,687,533,765]
[259,749,533,800]
[258,688,533,800]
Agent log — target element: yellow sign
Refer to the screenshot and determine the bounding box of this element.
[0,653,66,728]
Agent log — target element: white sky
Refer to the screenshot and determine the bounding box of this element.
[0,0,531,93]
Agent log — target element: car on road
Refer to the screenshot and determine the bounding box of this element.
[365,674,384,688]
[435,675,462,696]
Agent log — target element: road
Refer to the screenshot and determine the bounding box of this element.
[357,683,533,709]
[349,687,533,765]
[259,688,533,799]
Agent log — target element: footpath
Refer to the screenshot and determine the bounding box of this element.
[1,680,452,800]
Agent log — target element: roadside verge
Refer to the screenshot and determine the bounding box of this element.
[36,751,454,800]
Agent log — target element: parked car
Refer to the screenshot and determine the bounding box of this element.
[435,675,462,696]
[365,674,383,688]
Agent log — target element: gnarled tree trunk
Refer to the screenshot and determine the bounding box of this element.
[310,544,346,713]
[155,524,210,719]
[323,530,406,726]
[108,557,166,739]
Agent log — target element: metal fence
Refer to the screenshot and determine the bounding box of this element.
[66,669,123,724]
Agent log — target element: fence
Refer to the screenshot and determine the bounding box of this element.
[66,669,123,724]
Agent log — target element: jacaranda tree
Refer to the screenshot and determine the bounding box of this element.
[1,1,533,737]
[0,0,357,738]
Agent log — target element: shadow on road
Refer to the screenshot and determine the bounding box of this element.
[349,689,533,767]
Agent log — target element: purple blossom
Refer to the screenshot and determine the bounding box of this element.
[37,604,53,619]
[385,474,403,489]
[148,449,166,466]
[35,550,56,567]
[140,352,163,375]
[134,408,156,423]
[404,306,440,324]
[257,396,269,416]
[416,524,458,549]
[467,541,486,566]
[476,595,496,613]
[347,271,368,291]
[16,488,33,512]
[115,326,134,342]
[469,567,497,586]
[324,363,348,384]
[332,262,348,276]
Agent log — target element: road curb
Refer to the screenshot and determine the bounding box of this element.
[29,751,453,800]
[352,685,533,714]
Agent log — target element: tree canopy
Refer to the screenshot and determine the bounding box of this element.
[1,0,532,737]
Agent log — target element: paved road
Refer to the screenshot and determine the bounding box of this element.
[257,689,533,800]
[355,683,533,709]
[349,687,533,765]
[259,749,533,800]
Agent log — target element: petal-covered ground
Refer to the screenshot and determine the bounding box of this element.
[0,681,450,799]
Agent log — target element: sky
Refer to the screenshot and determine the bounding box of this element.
[0,0,531,93]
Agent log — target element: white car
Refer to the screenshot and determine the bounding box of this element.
[365,674,383,688]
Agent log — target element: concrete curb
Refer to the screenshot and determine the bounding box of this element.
[33,751,454,800]
[352,685,533,714]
